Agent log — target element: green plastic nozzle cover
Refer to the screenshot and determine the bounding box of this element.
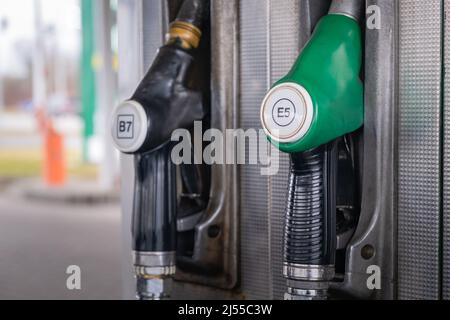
[264,14,364,153]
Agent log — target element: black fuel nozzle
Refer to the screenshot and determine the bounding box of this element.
[111,0,207,300]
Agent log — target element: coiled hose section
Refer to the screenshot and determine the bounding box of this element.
[284,142,337,266]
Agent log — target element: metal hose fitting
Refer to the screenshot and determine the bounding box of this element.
[329,0,364,22]
[133,251,176,300]
[167,21,202,49]
[166,0,206,49]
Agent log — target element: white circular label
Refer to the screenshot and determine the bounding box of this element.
[260,83,314,144]
[110,100,148,153]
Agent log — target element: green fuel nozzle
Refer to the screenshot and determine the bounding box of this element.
[260,1,364,300]
[261,7,364,153]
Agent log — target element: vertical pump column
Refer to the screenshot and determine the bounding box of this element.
[111,0,206,300]
[260,0,364,299]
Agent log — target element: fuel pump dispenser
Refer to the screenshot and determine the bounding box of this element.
[260,0,364,300]
[111,0,207,300]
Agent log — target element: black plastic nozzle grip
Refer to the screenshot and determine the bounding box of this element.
[132,143,177,252]
[130,45,204,154]
[284,142,338,266]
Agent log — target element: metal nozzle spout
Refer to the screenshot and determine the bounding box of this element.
[136,277,173,301]
[133,251,176,300]
[329,0,364,22]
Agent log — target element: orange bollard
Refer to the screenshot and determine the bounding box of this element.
[35,109,67,186]
[43,126,66,187]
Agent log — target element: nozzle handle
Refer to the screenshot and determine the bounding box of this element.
[132,143,177,252]
[284,141,338,267]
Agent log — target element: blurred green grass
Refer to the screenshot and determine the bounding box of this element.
[0,150,98,180]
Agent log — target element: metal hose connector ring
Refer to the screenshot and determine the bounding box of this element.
[285,287,329,300]
[283,263,335,281]
[167,21,202,49]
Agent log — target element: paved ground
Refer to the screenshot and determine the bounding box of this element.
[0,181,123,300]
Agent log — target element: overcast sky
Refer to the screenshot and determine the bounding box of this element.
[0,0,81,76]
